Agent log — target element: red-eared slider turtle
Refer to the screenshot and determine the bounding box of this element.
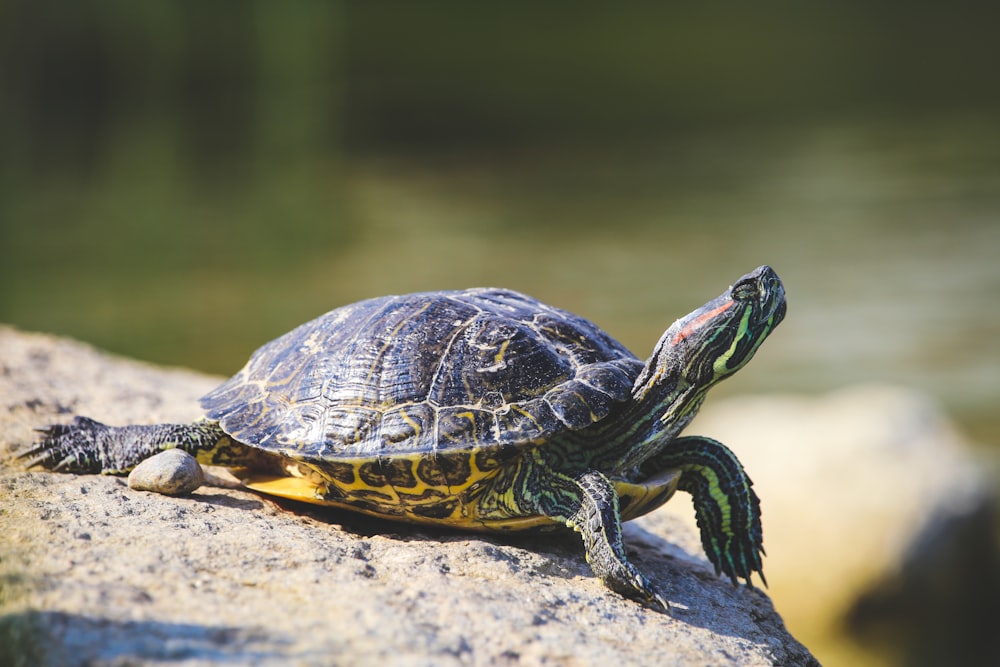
[22,265,786,611]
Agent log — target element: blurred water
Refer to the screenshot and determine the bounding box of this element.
[337,117,1000,447]
[3,116,999,450]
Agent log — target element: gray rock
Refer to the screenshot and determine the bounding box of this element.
[128,448,205,495]
[0,325,817,666]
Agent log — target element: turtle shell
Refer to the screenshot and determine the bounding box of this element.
[201,288,643,461]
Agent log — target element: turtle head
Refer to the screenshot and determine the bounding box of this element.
[635,265,786,403]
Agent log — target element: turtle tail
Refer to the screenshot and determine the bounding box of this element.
[19,416,228,475]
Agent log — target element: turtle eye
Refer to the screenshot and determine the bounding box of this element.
[731,279,759,302]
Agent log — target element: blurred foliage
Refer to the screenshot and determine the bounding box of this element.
[343,3,999,151]
[0,1,344,273]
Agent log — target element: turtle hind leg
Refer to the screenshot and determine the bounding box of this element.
[532,466,670,612]
[645,435,765,587]
[20,416,231,475]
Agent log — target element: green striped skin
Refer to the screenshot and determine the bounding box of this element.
[640,437,764,586]
[22,266,785,613]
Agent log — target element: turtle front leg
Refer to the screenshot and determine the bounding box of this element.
[642,435,765,587]
[533,467,670,612]
[20,416,230,475]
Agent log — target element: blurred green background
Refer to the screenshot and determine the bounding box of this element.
[2,2,999,665]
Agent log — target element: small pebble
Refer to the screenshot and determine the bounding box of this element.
[128,449,205,495]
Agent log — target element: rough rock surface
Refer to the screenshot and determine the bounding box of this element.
[0,325,817,667]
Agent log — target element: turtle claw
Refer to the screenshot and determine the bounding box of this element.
[631,568,672,614]
[643,586,672,615]
[601,567,671,614]
[18,430,66,469]
[18,417,110,473]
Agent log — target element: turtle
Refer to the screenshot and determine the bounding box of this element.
[21,265,786,612]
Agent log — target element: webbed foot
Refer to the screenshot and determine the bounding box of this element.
[20,417,226,476]
[643,435,766,587]
[19,416,116,473]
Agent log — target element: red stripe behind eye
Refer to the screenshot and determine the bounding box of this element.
[671,300,734,345]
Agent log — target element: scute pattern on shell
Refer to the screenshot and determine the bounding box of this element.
[200,288,643,459]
